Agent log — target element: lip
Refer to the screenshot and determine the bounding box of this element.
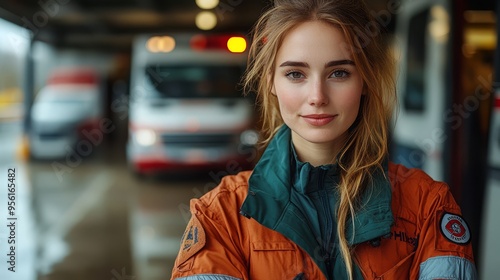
[301,114,337,126]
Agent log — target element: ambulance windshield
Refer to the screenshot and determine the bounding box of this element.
[145,64,244,98]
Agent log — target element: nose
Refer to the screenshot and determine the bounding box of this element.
[308,79,329,106]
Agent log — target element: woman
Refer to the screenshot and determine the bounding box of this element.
[171,0,477,279]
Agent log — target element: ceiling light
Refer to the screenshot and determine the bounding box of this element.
[195,0,219,10]
[195,11,217,31]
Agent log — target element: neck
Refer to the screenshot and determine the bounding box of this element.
[291,132,346,167]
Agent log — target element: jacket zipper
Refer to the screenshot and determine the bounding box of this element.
[318,168,335,279]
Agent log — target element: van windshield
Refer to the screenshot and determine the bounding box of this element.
[145,65,244,98]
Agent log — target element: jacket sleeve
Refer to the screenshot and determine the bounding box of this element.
[412,180,477,280]
[170,196,249,280]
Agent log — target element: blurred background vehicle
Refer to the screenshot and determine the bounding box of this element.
[0,0,498,279]
[29,67,105,159]
[127,33,258,176]
[390,0,496,273]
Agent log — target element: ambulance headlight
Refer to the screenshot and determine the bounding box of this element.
[135,129,157,146]
[240,130,258,146]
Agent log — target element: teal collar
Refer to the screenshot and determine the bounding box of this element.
[291,142,339,194]
[240,125,393,278]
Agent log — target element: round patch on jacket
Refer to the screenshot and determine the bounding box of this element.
[440,213,471,245]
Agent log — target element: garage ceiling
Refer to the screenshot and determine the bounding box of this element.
[0,0,494,52]
[0,0,271,51]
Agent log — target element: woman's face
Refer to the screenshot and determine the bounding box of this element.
[273,20,364,153]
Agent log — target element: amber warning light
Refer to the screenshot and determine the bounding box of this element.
[190,35,247,53]
[146,36,176,53]
[227,37,247,53]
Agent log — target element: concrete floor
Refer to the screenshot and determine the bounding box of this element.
[0,120,212,280]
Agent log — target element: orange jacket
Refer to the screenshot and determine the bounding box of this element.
[170,163,476,279]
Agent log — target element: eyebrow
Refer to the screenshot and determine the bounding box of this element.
[279,60,355,68]
[325,60,355,67]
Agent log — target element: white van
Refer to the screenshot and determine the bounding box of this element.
[30,67,104,159]
[127,33,257,176]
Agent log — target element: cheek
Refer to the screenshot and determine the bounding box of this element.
[274,83,301,113]
[346,95,362,116]
[346,92,362,108]
[276,93,297,114]
[337,86,363,115]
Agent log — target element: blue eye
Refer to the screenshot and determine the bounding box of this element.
[330,70,350,78]
[285,71,304,80]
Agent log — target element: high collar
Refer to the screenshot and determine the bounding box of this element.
[240,125,293,229]
[290,142,339,194]
[240,125,394,276]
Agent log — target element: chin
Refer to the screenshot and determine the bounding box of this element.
[297,129,344,145]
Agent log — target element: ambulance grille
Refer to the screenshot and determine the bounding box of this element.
[160,133,235,147]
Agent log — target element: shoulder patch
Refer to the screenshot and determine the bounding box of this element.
[178,215,206,265]
[439,212,471,245]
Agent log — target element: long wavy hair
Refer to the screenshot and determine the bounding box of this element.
[243,0,396,278]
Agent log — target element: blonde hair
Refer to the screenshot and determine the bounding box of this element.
[243,0,396,278]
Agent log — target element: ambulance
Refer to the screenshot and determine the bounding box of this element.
[127,33,257,176]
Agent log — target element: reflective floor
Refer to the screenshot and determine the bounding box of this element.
[0,120,214,280]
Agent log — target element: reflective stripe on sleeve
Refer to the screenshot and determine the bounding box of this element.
[175,274,241,280]
[419,256,478,280]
